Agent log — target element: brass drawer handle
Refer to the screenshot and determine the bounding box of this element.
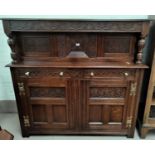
[124,72,129,77]
[75,42,80,47]
[90,72,94,77]
[59,72,64,76]
[25,72,30,76]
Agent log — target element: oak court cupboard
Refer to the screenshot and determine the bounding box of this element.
[2,19,150,137]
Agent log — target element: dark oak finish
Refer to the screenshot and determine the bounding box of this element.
[3,19,150,137]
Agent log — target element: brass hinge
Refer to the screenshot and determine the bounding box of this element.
[18,82,25,96]
[126,116,132,128]
[23,115,30,127]
[130,82,137,96]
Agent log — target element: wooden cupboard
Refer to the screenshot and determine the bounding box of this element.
[3,19,150,137]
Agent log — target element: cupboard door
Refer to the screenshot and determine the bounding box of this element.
[82,79,133,131]
[23,78,74,131]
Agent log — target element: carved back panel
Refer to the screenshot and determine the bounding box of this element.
[18,32,137,60]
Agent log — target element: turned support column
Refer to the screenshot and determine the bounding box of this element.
[136,35,146,64]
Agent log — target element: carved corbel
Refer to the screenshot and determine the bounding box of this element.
[7,34,20,64]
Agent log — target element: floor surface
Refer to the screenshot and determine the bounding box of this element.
[0,113,155,140]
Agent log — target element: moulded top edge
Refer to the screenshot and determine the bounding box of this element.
[1,18,151,22]
[6,62,149,69]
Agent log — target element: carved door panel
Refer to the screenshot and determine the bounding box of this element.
[82,79,135,131]
[22,77,74,130]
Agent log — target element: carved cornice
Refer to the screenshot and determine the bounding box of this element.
[2,20,149,33]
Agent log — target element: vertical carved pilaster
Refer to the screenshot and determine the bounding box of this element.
[136,35,146,64]
[7,34,19,64]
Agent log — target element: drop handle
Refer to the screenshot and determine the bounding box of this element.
[25,72,30,76]
[59,72,64,76]
[90,72,94,77]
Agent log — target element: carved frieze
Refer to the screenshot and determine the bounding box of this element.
[15,68,84,78]
[84,69,135,77]
[15,68,135,79]
[8,20,143,32]
[90,87,126,98]
[30,87,65,98]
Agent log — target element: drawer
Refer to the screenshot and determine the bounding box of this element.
[84,69,135,79]
[14,68,136,80]
[14,68,84,78]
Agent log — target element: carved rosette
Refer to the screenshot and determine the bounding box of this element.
[7,35,19,64]
[136,36,145,64]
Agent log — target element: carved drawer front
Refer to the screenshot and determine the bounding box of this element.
[22,78,73,130]
[16,68,70,78]
[15,68,84,79]
[84,69,135,79]
[83,79,131,131]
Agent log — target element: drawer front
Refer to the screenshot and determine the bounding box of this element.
[84,69,135,79]
[15,68,136,80]
[15,68,84,78]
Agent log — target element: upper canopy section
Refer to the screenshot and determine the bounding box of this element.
[2,19,151,68]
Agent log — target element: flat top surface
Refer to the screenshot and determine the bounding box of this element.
[7,60,148,69]
[0,15,149,21]
[2,18,150,22]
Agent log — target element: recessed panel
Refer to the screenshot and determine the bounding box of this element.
[110,106,123,122]
[21,34,50,56]
[56,33,97,57]
[53,105,67,123]
[89,105,102,123]
[32,105,48,122]
[149,106,155,118]
[153,87,155,99]
[104,36,131,53]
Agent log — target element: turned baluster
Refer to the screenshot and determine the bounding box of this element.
[136,35,146,64]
